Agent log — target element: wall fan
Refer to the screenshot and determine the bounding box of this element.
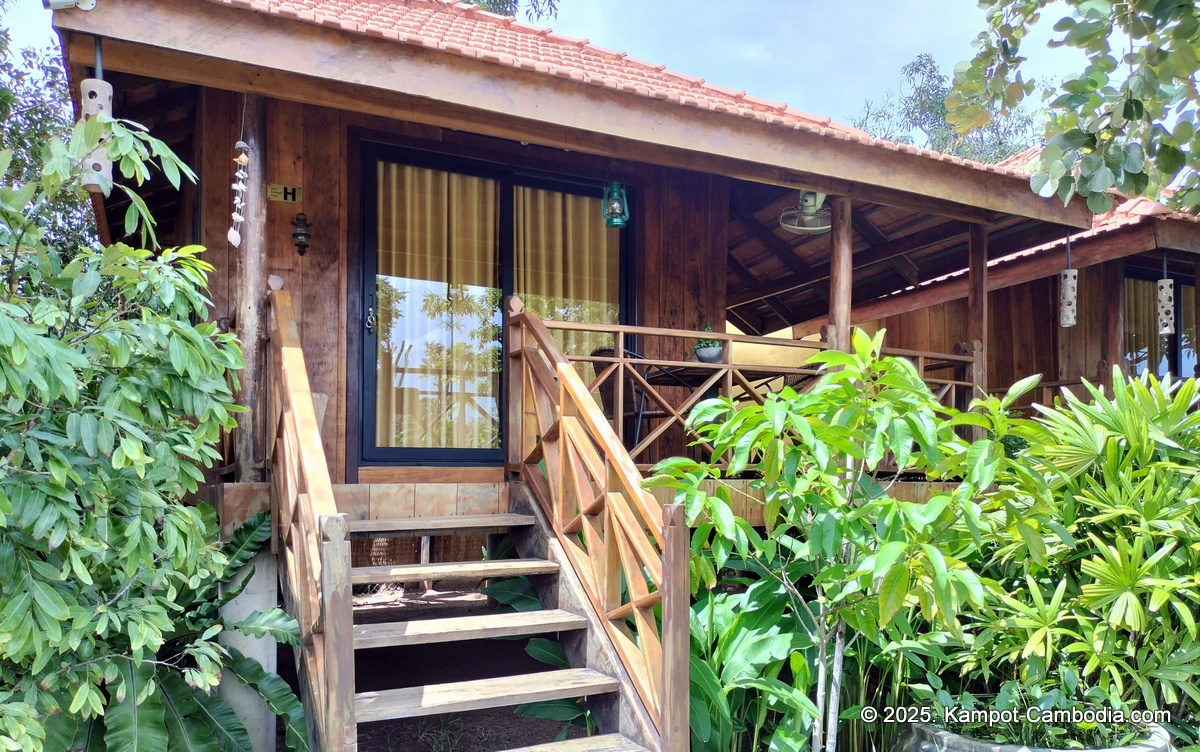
[779,191,832,234]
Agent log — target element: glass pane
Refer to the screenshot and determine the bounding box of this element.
[513,186,620,359]
[1124,278,1171,377]
[374,163,501,450]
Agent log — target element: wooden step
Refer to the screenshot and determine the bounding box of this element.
[505,735,651,752]
[354,609,588,649]
[355,668,619,724]
[348,513,535,538]
[351,558,559,586]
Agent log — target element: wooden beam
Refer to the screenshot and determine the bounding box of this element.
[731,201,828,303]
[726,306,765,337]
[726,254,795,325]
[829,197,853,351]
[234,94,267,483]
[852,209,924,286]
[730,220,969,308]
[1101,260,1126,378]
[968,224,988,393]
[793,223,1160,336]
[54,0,1091,227]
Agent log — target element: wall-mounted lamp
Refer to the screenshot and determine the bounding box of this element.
[291,212,312,256]
[602,162,629,229]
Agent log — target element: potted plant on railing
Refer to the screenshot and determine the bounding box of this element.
[694,326,723,363]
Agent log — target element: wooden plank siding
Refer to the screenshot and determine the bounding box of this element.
[871,264,1116,395]
[194,92,733,481]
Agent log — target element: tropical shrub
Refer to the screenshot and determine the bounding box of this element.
[649,331,1199,751]
[648,330,1015,752]
[929,370,1200,749]
[0,111,300,750]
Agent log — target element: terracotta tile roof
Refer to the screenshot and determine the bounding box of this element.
[202,0,1032,178]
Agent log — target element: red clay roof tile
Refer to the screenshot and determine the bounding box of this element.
[199,0,1040,176]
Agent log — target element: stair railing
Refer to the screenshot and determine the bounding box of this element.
[504,296,689,752]
[266,285,356,752]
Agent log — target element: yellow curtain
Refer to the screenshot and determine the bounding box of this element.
[514,186,620,357]
[1124,278,1170,377]
[374,163,500,449]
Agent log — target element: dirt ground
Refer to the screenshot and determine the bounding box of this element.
[276,587,586,752]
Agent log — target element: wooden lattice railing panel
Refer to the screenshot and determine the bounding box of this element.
[267,286,356,752]
[506,297,689,751]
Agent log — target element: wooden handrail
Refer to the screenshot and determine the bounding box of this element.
[533,316,976,469]
[267,286,356,752]
[505,297,688,752]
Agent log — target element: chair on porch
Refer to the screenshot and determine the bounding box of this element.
[590,346,670,455]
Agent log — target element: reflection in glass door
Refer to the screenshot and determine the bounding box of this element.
[366,161,502,460]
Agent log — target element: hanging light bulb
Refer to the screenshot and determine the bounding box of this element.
[1158,251,1175,336]
[601,161,629,228]
[1060,234,1078,328]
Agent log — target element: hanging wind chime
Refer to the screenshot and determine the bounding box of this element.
[227,140,250,248]
[1158,252,1175,336]
[1059,234,1078,328]
[81,37,112,194]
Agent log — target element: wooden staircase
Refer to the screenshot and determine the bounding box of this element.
[266,289,686,752]
[344,512,648,750]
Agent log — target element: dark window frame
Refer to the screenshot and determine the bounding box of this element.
[358,140,635,466]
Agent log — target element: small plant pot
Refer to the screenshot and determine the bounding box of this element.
[892,723,1172,752]
[695,346,723,364]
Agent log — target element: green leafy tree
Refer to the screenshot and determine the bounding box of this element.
[949,0,1200,213]
[854,53,1039,164]
[648,330,1006,752]
[0,108,303,750]
[0,17,95,253]
[467,0,558,20]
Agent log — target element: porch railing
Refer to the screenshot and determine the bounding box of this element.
[267,285,356,752]
[527,316,978,470]
[505,297,690,752]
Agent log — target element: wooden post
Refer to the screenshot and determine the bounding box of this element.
[1100,260,1126,383]
[829,196,853,352]
[234,93,268,482]
[661,504,689,752]
[967,224,989,395]
[320,514,357,752]
[505,296,524,474]
[1193,260,1200,380]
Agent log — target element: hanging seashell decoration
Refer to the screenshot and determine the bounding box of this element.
[1059,269,1078,328]
[1158,278,1176,336]
[228,140,251,248]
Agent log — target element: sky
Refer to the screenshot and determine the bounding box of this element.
[2,0,1086,128]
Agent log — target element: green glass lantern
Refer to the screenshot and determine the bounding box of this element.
[602,162,629,228]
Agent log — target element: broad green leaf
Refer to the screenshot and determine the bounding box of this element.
[525,637,571,668]
[157,671,219,752]
[879,563,910,627]
[480,577,542,612]
[105,659,169,752]
[514,698,586,722]
[229,608,301,647]
[224,649,309,752]
[184,686,252,752]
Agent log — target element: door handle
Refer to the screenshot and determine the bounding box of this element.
[365,305,375,333]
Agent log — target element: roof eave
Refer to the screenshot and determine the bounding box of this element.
[54,0,1091,228]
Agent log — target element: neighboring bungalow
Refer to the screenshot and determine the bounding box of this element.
[49,2,1105,751]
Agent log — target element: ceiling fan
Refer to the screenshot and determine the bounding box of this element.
[779,191,832,235]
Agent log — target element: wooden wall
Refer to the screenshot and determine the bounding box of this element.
[196,89,730,482]
[871,261,1119,393]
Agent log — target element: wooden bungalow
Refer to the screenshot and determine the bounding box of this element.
[49,2,1101,751]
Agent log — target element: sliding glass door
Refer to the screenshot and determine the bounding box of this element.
[361,147,625,464]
